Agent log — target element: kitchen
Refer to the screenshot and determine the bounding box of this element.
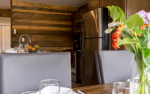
[0,0,150,94]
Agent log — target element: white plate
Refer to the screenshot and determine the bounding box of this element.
[35,87,78,94]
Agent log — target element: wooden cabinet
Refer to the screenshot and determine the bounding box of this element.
[109,0,126,12]
[0,26,11,52]
[99,0,109,8]
[99,0,126,12]
[88,0,99,11]
[98,0,150,18]
[127,0,150,18]
[71,4,89,35]
[76,4,89,20]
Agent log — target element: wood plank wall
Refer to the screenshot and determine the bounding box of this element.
[11,1,78,51]
[127,0,150,19]
[0,9,10,18]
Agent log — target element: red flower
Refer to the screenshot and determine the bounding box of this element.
[112,24,125,50]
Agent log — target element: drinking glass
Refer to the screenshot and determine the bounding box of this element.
[112,82,136,94]
[24,44,29,52]
[22,91,37,94]
[39,79,60,94]
[16,44,24,53]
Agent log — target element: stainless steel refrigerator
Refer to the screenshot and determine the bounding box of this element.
[81,7,109,86]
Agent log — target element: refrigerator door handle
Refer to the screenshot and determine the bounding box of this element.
[80,20,86,58]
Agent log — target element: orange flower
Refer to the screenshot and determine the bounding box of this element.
[140,24,150,30]
[112,24,125,50]
[116,24,126,38]
[137,34,142,37]
[137,25,150,37]
[112,32,120,50]
[140,25,148,29]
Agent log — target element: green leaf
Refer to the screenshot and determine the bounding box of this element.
[147,41,150,48]
[105,27,116,34]
[126,14,144,29]
[117,7,126,23]
[117,38,139,46]
[110,6,119,21]
[107,6,112,13]
[144,26,149,31]
[126,44,135,54]
[143,48,150,67]
[122,30,132,38]
[133,27,147,35]
[138,35,148,47]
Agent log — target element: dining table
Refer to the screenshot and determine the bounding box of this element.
[73,83,113,94]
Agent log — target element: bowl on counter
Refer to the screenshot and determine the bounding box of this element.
[28,44,40,53]
[3,48,17,53]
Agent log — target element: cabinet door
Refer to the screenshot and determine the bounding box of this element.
[99,0,126,12]
[109,0,126,12]
[2,26,11,51]
[99,0,109,8]
[88,0,99,11]
[127,0,150,18]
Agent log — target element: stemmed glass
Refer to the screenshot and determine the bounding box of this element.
[39,79,60,94]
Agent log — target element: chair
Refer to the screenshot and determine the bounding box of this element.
[0,52,71,94]
[95,50,133,84]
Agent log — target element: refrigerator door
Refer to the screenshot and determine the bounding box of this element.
[82,8,102,38]
[82,38,102,86]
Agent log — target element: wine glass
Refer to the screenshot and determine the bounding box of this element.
[39,79,60,94]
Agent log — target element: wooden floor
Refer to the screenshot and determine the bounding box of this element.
[72,82,82,88]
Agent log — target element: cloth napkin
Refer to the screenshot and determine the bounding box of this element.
[35,86,78,94]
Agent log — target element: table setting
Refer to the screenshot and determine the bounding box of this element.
[21,79,84,94]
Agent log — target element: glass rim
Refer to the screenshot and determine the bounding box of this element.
[113,82,130,88]
[40,79,60,83]
[22,91,37,94]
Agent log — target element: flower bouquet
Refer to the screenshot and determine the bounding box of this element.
[105,6,150,94]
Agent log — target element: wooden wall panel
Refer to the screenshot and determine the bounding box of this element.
[0,9,10,18]
[12,9,71,15]
[12,1,78,11]
[127,0,150,18]
[11,1,77,51]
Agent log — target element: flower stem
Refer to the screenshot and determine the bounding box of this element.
[136,57,149,94]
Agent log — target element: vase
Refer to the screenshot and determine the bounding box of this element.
[131,54,150,94]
